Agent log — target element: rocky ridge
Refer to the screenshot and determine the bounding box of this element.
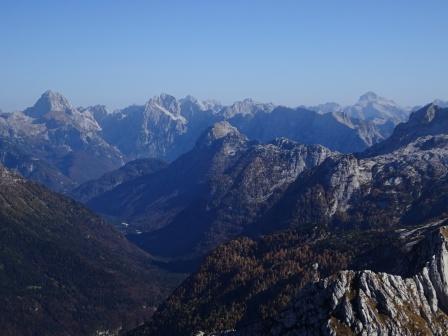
[0,91,409,192]
[259,224,448,336]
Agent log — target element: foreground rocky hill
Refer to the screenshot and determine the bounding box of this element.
[0,164,181,336]
[267,225,448,335]
[131,220,448,336]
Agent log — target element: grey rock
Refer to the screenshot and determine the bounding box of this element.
[264,225,448,336]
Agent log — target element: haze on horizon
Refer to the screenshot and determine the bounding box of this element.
[1,0,447,112]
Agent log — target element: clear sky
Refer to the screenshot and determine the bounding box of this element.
[1,0,447,111]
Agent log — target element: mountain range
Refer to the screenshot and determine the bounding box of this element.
[129,103,448,335]
[1,91,413,194]
[84,121,334,261]
[2,90,448,335]
[80,104,445,259]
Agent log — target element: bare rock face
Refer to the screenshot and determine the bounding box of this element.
[199,121,241,145]
[365,104,448,156]
[263,133,448,233]
[0,91,124,191]
[96,93,216,161]
[267,225,448,336]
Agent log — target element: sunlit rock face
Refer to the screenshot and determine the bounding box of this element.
[0,91,123,191]
[265,225,448,336]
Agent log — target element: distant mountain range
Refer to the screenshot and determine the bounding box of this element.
[0,90,421,193]
[308,91,410,122]
[307,91,411,138]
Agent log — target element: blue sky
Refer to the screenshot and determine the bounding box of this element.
[1,0,447,111]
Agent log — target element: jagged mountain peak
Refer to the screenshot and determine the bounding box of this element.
[145,93,184,121]
[25,90,73,118]
[307,92,409,127]
[41,89,68,101]
[234,97,273,108]
[357,91,399,107]
[221,98,275,118]
[342,91,410,125]
[358,90,379,102]
[180,95,222,113]
[83,104,108,113]
[150,93,178,107]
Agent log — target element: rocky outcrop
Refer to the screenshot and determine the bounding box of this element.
[182,224,448,336]
[265,225,448,336]
[220,98,275,118]
[365,104,448,156]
